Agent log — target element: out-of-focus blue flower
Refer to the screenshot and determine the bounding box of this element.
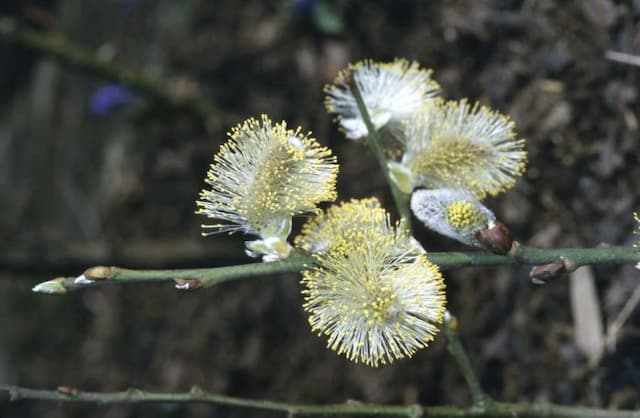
[113,0,140,13]
[293,0,319,14]
[89,84,135,116]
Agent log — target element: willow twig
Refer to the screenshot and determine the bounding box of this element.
[0,16,219,127]
[2,385,640,418]
[31,245,640,294]
[32,254,315,294]
[348,76,414,233]
[436,243,640,271]
[443,312,490,409]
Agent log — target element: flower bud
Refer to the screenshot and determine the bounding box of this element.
[475,221,513,254]
[174,278,204,290]
[83,265,114,280]
[529,261,567,284]
[32,278,67,295]
[411,188,496,248]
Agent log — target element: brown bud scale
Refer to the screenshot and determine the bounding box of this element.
[174,278,203,290]
[56,386,78,396]
[475,221,513,254]
[83,266,114,280]
[530,261,567,284]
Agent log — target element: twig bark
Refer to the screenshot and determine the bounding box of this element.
[33,254,315,294]
[31,245,640,294]
[2,385,640,417]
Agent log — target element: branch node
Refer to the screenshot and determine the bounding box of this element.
[126,388,144,397]
[190,385,206,397]
[8,387,20,401]
[507,240,521,257]
[174,278,204,290]
[84,266,116,280]
[57,386,79,396]
[407,403,424,418]
[530,261,567,284]
[561,257,579,272]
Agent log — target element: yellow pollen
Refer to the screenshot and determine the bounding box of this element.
[445,200,487,229]
[411,137,486,186]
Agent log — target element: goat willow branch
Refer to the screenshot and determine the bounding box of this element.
[32,245,640,294]
[0,16,219,127]
[348,75,414,233]
[2,385,640,418]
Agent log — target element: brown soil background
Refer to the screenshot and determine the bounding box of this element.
[1,0,640,417]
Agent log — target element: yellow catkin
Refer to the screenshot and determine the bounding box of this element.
[403,99,527,199]
[296,198,447,367]
[324,59,440,140]
[197,115,338,237]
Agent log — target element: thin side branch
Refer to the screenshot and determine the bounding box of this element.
[443,312,490,409]
[2,385,640,418]
[33,254,315,294]
[31,245,640,294]
[0,16,220,127]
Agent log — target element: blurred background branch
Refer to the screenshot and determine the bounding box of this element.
[2,385,640,418]
[0,15,220,129]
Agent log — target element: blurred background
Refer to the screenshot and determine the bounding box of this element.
[1,0,640,416]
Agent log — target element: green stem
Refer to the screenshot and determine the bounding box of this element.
[36,254,315,294]
[32,245,640,294]
[348,76,414,233]
[0,16,219,127]
[432,243,640,270]
[443,312,490,409]
[3,385,640,417]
